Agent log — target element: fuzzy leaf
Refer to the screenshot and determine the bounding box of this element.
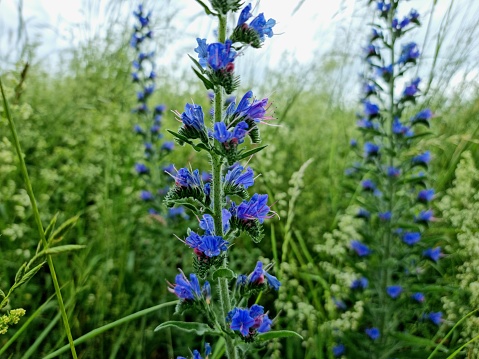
[167,129,193,146]
[212,268,236,280]
[154,321,214,335]
[257,330,303,341]
[188,54,206,73]
[238,145,268,160]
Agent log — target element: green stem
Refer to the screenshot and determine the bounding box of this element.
[0,77,78,359]
[211,13,238,359]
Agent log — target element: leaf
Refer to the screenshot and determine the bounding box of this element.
[14,262,27,283]
[44,213,59,241]
[192,68,215,90]
[257,330,303,341]
[238,145,268,160]
[0,288,5,298]
[188,54,205,73]
[154,321,215,335]
[392,332,447,351]
[43,244,86,256]
[12,261,45,290]
[167,129,193,146]
[193,0,216,15]
[212,268,236,280]
[49,215,79,244]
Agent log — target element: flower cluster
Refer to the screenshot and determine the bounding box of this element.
[338,1,442,356]
[153,3,289,358]
[130,4,186,219]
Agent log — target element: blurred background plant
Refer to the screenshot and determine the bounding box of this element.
[0,0,479,358]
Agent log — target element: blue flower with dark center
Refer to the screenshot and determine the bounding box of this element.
[135,163,149,175]
[399,42,420,64]
[415,209,434,223]
[234,193,271,223]
[423,247,442,262]
[365,44,380,59]
[237,3,253,26]
[386,285,403,299]
[409,9,420,23]
[181,103,205,132]
[377,64,393,79]
[392,117,414,137]
[333,344,345,357]
[412,151,431,166]
[366,327,380,340]
[229,308,255,336]
[364,142,380,158]
[427,312,443,326]
[418,189,434,203]
[131,72,140,82]
[351,277,368,289]
[412,292,425,303]
[377,2,391,14]
[387,166,401,177]
[356,208,371,219]
[226,91,269,123]
[154,104,166,114]
[351,240,371,257]
[361,179,376,192]
[411,108,432,125]
[225,165,255,189]
[403,232,421,245]
[350,139,358,147]
[403,77,421,97]
[175,168,202,188]
[231,121,249,144]
[357,118,379,130]
[363,82,376,96]
[247,261,281,290]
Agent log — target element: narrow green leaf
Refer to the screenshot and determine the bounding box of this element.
[393,332,446,350]
[192,68,215,90]
[49,215,79,244]
[167,130,192,145]
[154,321,214,335]
[15,262,27,283]
[188,54,205,73]
[238,145,268,160]
[43,245,86,256]
[0,288,5,298]
[257,330,303,341]
[13,262,45,290]
[193,0,215,15]
[44,213,59,241]
[212,268,236,280]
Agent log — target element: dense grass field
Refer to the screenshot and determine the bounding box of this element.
[1,0,479,358]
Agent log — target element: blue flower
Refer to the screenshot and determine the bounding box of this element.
[364,142,380,158]
[365,44,380,59]
[199,211,231,236]
[237,3,253,26]
[332,344,345,357]
[168,207,188,219]
[351,277,368,289]
[412,292,425,303]
[415,209,434,223]
[387,166,401,177]
[198,235,229,257]
[135,163,149,175]
[377,64,393,79]
[386,285,403,299]
[403,77,421,97]
[154,104,166,114]
[377,2,391,14]
[423,247,442,262]
[361,179,376,192]
[225,165,255,189]
[392,117,414,137]
[175,168,202,188]
[234,193,271,223]
[357,118,379,130]
[168,271,202,301]
[140,190,154,201]
[366,327,380,340]
[333,297,347,310]
[399,42,420,64]
[427,312,443,326]
[181,103,205,132]
[418,189,434,203]
[213,122,233,143]
[402,232,421,246]
[247,261,281,290]
[161,141,175,151]
[249,13,276,41]
[356,208,371,219]
[226,91,269,123]
[194,38,208,67]
[350,139,358,147]
[229,308,255,336]
[412,151,431,166]
[379,211,392,221]
[207,40,236,71]
[411,108,432,125]
[351,240,371,257]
